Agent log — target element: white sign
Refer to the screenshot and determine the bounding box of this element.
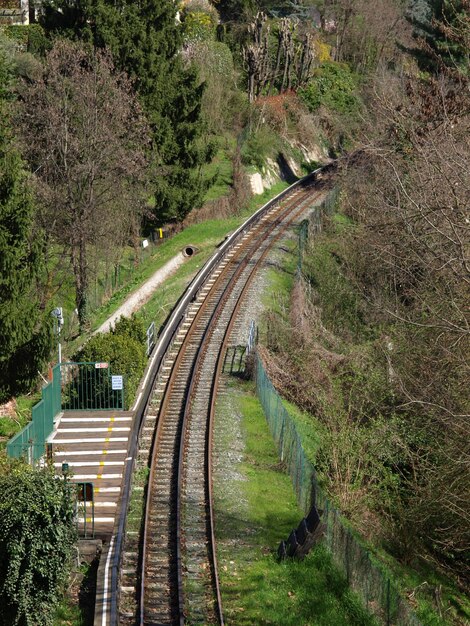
[111,375,123,390]
[95,362,109,369]
[142,239,149,249]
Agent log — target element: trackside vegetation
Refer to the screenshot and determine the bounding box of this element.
[0,460,76,626]
[0,0,468,623]
[260,210,470,624]
[214,383,376,625]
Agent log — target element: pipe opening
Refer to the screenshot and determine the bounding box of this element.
[183,245,197,258]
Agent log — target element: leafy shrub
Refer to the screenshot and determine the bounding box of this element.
[299,61,360,115]
[76,316,146,408]
[182,9,217,42]
[0,463,76,626]
[112,313,146,345]
[241,126,281,171]
[4,24,49,55]
[183,11,213,41]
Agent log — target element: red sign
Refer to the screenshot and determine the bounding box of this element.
[95,362,109,369]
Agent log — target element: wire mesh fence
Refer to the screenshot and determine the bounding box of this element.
[86,241,158,315]
[255,355,421,626]
[297,186,339,271]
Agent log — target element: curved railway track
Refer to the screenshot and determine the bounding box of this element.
[140,183,325,625]
[97,167,333,626]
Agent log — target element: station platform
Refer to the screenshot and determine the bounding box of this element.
[48,410,134,539]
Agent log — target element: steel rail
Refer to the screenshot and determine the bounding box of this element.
[100,164,333,626]
[176,187,326,625]
[140,183,316,625]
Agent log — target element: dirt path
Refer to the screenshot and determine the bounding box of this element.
[95,252,186,334]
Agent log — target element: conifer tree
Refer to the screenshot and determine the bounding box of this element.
[0,59,52,402]
[41,0,215,225]
[217,0,257,22]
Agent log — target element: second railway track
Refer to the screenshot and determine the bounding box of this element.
[108,168,333,626]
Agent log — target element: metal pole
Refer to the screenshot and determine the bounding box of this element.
[51,307,64,365]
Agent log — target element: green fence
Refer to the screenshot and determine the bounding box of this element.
[297,186,339,270]
[7,362,125,463]
[7,365,61,463]
[61,362,124,411]
[255,355,421,626]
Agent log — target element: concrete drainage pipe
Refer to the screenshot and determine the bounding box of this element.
[183,245,198,258]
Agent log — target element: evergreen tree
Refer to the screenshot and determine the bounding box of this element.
[217,0,257,22]
[0,63,52,402]
[41,0,215,225]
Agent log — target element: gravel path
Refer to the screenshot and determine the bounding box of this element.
[95,252,186,334]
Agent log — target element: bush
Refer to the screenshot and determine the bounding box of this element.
[77,316,146,408]
[299,61,360,115]
[112,313,146,345]
[241,126,281,171]
[4,24,49,55]
[0,463,76,626]
[182,2,218,43]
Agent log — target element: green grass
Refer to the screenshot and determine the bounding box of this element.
[215,382,376,626]
[332,211,354,230]
[370,547,470,626]
[53,560,96,626]
[54,598,85,626]
[203,143,234,202]
[282,398,324,464]
[260,232,298,320]
[0,392,41,449]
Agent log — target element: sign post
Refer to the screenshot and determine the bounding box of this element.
[111,375,124,410]
[51,307,64,364]
[111,375,123,390]
[77,482,95,538]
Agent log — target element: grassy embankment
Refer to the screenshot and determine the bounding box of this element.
[214,380,376,625]
[71,181,290,350]
[212,209,375,624]
[255,211,470,626]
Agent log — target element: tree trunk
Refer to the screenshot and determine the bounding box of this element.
[72,238,89,333]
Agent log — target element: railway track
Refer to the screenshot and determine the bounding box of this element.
[96,167,333,626]
[140,182,325,625]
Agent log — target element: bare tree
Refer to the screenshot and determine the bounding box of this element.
[321,0,406,70]
[243,12,270,102]
[340,69,470,575]
[17,40,149,330]
[244,12,318,101]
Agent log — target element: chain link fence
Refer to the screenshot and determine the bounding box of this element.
[297,186,339,271]
[255,355,421,626]
[86,241,158,314]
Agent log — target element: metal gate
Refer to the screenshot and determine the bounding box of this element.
[61,362,124,411]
